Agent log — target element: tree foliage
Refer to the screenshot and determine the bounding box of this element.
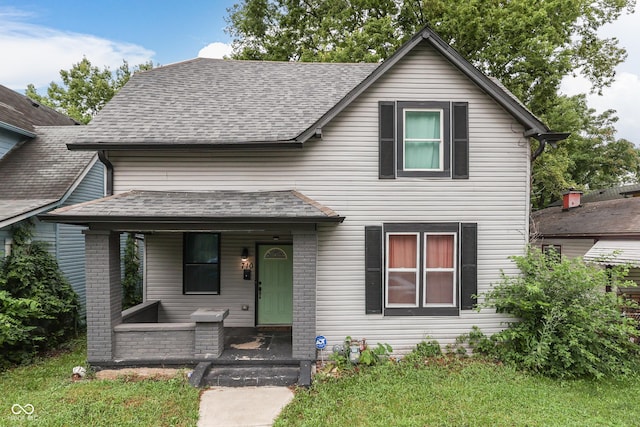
[464,247,640,379]
[122,233,143,310]
[226,0,640,208]
[26,57,153,124]
[0,222,79,370]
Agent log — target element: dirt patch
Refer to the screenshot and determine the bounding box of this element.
[95,368,186,381]
[230,336,265,350]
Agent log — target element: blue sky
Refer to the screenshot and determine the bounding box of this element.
[1,1,639,144]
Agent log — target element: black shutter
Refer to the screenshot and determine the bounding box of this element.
[460,223,477,310]
[365,226,383,314]
[379,101,395,179]
[452,102,469,179]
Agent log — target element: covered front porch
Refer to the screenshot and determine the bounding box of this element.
[41,190,344,385]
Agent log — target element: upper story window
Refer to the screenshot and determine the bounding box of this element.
[398,102,450,177]
[183,233,220,295]
[379,101,468,180]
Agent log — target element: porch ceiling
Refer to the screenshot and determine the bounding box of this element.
[38,189,344,226]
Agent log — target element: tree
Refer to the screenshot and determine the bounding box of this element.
[26,58,153,124]
[122,233,142,310]
[226,0,640,207]
[533,94,640,208]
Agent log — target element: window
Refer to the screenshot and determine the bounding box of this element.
[386,228,457,309]
[542,244,561,257]
[365,223,476,316]
[183,233,220,294]
[378,101,468,179]
[403,109,444,171]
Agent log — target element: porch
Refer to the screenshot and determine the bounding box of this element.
[41,189,343,386]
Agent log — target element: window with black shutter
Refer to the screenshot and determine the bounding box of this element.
[366,222,477,316]
[378,101,469,180]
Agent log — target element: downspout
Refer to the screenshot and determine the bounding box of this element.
[97,151,114,196]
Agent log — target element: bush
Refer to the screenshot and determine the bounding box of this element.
[467,246,640,379]
[0,223,79,369]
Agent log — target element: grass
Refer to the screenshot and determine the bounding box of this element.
[275,357,640,427]
[0,338,200,427]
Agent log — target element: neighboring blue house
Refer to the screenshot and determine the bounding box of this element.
[0,84,104,314]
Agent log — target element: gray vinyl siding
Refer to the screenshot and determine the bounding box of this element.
[0,128,22,160]
[109,43,531,352]
[145,232,281,327]
[533,238,596,259]
[57,160,105,314]
[627,268,640,286]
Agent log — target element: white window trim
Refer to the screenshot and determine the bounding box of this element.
[385,232,419,308]
[423,232,457,307]
[402,108,444,172]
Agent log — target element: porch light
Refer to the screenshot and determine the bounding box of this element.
[241,248,249,261]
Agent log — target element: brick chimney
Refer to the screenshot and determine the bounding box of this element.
[562,189,582,210]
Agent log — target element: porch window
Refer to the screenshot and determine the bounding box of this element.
[183,233,220,294]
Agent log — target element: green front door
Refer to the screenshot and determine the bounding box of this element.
[257,244,293,325]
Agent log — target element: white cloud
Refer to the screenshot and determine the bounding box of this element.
[0,8,154,91]
[198,42,233,59]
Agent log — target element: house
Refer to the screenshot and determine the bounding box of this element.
[42,26,564,384]
[531,188,640,285]
[0,84,105,314]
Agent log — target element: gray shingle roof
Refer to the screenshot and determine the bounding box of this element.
[531,197,640,238]
[73,58,379,146]
[0,84,77,133]
[42,190,343,224]
[0,126,97,223]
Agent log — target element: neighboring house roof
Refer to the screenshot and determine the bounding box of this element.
[41,190,344,225]
[582,183,640,203]
[69,26,551,151]
[0,126,97,228]
[531,197,640,238]
[0,84,77,136]
[583,240,640,267]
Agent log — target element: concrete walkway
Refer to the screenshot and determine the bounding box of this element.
[198,386,295,427]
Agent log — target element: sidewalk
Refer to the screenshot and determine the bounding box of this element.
[198,386,295,427]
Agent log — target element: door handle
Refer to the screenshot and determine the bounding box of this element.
[258,282,262,299]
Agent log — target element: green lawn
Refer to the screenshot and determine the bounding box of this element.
[276,358,640,427]
[4,340,640,427]
[0,339,200,427]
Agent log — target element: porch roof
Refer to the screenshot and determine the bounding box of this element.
[39,189,344,225]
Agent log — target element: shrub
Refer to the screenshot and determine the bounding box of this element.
[0,223,79,369]
[467,246,640,379]
[404,339,442,365]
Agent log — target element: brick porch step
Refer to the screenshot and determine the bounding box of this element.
[204,365,300,387]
